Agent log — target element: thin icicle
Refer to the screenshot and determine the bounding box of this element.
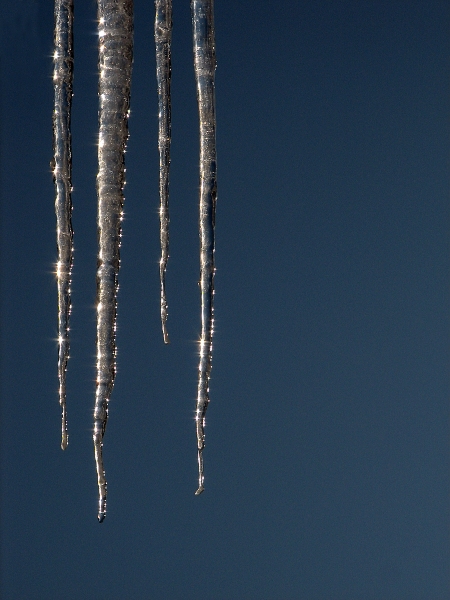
[191,0,217,495]
[94,0,133,523]
[155,0,172,344]
[53,0,74,451]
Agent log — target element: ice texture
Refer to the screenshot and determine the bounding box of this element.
[53,0,74,451]
[191,0,217,495]
[94,0,134,523]
[155,0,172,344]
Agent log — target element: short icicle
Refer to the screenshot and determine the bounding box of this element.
[191,0,218,495]
[94,0,134,522]
[155,0,172,344]
[53,0,74,451]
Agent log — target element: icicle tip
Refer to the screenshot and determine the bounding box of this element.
[98,493,106,523]
[195,447,205,495]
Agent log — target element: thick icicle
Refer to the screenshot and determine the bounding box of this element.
[155,0,172,344]
[94,0,133,523]
[191,0,217,495]
[53,0,74,451]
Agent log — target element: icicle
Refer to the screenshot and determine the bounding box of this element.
[53,0,74,451]
[155,0,172,344]
[94,0,134,523]
[191,0,217,495]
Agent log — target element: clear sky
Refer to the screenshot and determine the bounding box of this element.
[1,1,449,598]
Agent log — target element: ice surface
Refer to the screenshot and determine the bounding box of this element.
[155,0,173,344]
[191,0,217,495]
[53,0,74,451]
[94,0,134,523]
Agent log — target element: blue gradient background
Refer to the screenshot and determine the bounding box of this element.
[1,1,449,598]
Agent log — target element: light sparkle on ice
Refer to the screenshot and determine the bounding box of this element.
[53,0,74,451]
[155,0,172,344]
[191,0,218,495]
[94,0,133,523]
[53,0,218,520]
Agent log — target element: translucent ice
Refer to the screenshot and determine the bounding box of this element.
[53,0,74,451]
[94,0,134,523]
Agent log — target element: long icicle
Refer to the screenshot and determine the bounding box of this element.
[53,0,74,451]
[155,0,172,344]
[191,0,217,495]
[94,0,133,523]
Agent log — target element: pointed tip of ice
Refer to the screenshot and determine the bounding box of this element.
[61,431,68,450]
[98,512,106,523]
[162,327,170,344]
[195,485,204,496]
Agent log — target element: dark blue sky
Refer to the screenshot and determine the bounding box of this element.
[1,1,449,598]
